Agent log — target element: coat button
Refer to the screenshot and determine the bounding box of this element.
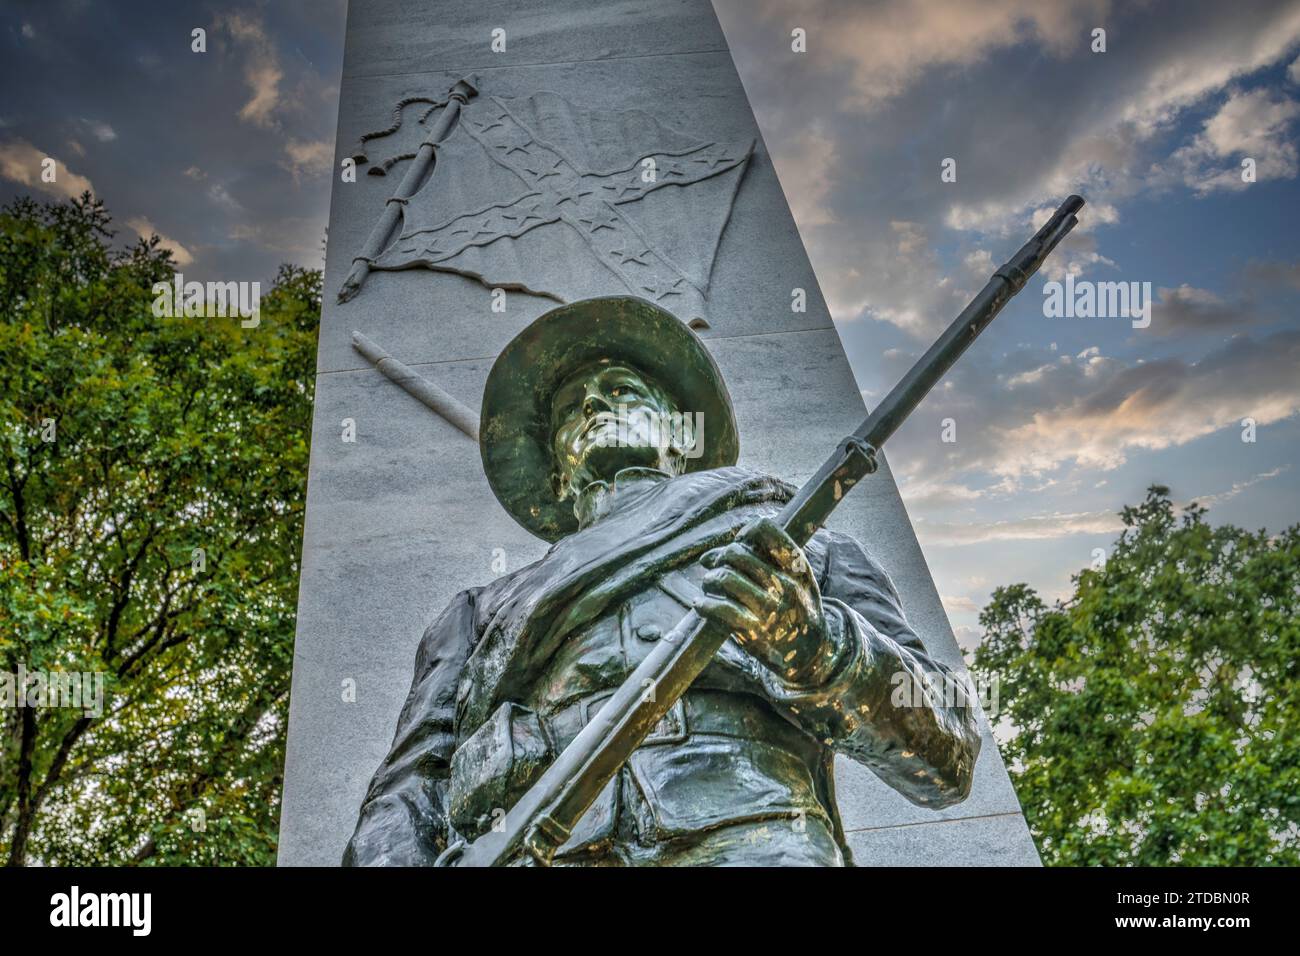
[635,623,662,642]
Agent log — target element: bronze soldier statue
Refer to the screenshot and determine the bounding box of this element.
[344,295,984,866]
[344,195,1083,867]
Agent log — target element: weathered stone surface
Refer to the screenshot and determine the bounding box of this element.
[279,0,1039,866]
[845,813,1043,867]
[341,0,728,79]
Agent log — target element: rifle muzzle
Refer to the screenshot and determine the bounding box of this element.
[994,194,1085,293]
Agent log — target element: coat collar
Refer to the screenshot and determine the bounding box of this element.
[573,467,673,530]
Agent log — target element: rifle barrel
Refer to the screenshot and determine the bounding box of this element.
[779,194,1083,544]
[863,194,1083,452]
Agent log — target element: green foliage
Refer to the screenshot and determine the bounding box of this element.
[0,193,319,865]
[972,486,1300,865]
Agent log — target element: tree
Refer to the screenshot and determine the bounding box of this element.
[972,486,1300,865]
[0,193,319,865]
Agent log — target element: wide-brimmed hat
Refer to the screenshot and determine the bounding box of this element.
[480,296,739,541]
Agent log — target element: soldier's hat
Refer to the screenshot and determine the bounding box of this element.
[480,296,739,541]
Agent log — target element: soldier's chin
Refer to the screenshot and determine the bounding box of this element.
[577,441,662,483]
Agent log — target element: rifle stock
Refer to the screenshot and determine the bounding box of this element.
[440,194,1085,867]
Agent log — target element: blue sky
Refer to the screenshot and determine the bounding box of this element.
[2,0,1298,651]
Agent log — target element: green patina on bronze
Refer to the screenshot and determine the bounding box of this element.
[479,296,739,541]
[344,198,1082,867]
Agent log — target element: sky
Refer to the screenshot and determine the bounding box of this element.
[2,0,1298,652]
[713,0,1300,649]
[0,0,346,279]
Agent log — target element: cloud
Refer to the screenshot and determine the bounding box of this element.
[75,118,117,143]
[126,216,194,266]
[0,139,94,200]
[946,20,1300,229]
[895,477,987,510]
[21,22,34,40]
[941,594,981,614]
[810,217,1001,337]
[883,328,1300,507]
[282,138,333,180]
[219,13,284,129]
[827,212,1122,338]
[994,330,1300,477]
[916,467,1290,549]
[1117,12,1300,135]
[1151,284,1259,335]
[228,216,325,263]
[1246,259,1300,290]
[0,0,345,307]
[920,509,1125,546]
[1152,88,1300,194]
[775,122,839,228]
[207,182,241,212]
[1039,231,1120,282]
[742,0,1108,112]
[718,0,1300,338]
[1191,466,1289,508]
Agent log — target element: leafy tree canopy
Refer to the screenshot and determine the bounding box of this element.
[973,486,1299,865]
[0,193,318,865]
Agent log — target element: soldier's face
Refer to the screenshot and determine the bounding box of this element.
[551,364,684,499]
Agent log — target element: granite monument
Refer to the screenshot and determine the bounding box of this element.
[278,0,1047,867]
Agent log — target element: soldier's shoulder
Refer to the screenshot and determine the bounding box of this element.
[459,557,548,625]
[676,465,798,499]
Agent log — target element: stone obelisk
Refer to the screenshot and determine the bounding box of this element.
[277,0,1040,866]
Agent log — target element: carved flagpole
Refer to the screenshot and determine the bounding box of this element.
[351,331,480,440]
[338,75,479,303]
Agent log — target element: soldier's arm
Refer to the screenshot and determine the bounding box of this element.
[342,588,480,866]
[762,531,981,809]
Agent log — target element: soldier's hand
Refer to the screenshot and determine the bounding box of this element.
[695,517,831,683]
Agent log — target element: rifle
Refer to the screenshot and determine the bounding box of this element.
[438,194,1085,867]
